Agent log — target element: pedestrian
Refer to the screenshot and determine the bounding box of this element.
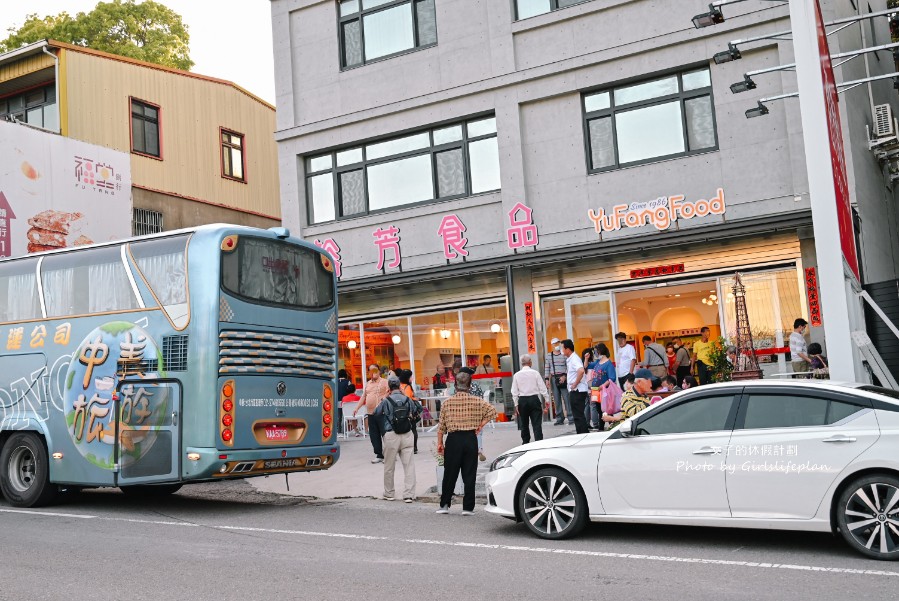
[432,364,447,390]
[615,332,637,388]
[475,354,495,375]
[436,371,497,515]
[398,369,421,454]
[561,339,590,434]
[582,347,597,426]
[790,318,811,378]
[354,364,389,463]
[681,375,698,389]
[603,368,653,429]
[342,384,363,435]
[672,336,692,384]
[373,375,421,502]
[511,354,549,445]
[640,335,669,380]
[692,327,714,385]
[664,375,681,392]
[808,342,829,379]
[460,366,488,461]
[337,369,352,436]
[544,337,572,425]
[589,343,617,430]
[665,343,677,376]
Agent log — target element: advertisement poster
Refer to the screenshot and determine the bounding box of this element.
[0,120,132,259]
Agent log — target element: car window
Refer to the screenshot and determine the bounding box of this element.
[635,395,734,436]
[743,394,863,429]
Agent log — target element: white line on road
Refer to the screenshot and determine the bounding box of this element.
[5,509,899,577]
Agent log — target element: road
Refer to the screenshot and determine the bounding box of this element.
[2,480,898,601]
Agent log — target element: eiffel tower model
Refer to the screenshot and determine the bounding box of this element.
[731,272,763,381]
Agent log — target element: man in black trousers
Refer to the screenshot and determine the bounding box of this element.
[561,339,590,434]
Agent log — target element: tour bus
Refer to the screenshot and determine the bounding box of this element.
[0,224,339,507]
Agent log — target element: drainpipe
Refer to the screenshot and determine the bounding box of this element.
[41,45,60,134]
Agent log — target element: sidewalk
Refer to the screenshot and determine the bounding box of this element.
[250,420,579,501]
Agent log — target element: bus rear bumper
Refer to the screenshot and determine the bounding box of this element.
[184,444,341,480]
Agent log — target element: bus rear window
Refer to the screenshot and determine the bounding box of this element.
[221,237,334,310]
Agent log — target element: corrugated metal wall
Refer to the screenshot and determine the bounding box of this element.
[62,50,280,219]
[0,53,54,85]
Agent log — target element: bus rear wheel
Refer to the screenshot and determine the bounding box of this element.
[0,433,58,507]
[120,484,183,497]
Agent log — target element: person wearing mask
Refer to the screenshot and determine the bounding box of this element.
[615,332,637,388]
[589,343,617,431]
[603,368,653,429]
[640,335,669,380]
[511,354,550,444]
[544,337,572,425]
[790,318,811,377]
[672,337,693,384]
[373,375,421,502]
[337,369,352,436]
[354,364,389,463]
[692,327,714,385]
[681,375,698,390]
[475,355,495,375]
[398,369,422,454]
[432,364,447,390]
[665,344,677,376]
[561,339,590,434]
[582,348,597,427]
[436,371,496,515]
[664,375,681,392]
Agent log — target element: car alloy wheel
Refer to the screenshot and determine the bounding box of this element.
[518,468,587,540]
[837,475,899,560]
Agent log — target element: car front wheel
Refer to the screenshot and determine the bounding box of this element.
[836,474,899,560]
[517,468,588,540]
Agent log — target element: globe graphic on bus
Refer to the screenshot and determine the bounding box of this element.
[63,322,167,470]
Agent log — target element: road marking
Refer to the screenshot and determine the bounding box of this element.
[4,509,899,577]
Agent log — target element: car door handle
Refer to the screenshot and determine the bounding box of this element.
[822,436,856,443]
[693,447,718,455]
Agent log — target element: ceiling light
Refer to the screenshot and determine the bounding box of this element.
[745,101,769,119]
[709,294,717,301]
[692,4,724,28]
[713,43,742,64]
[440,329,451,340]
[730,75,757,94]
[347,340,357,349]
[391,334,401,344]
[702,298,708,304]
[490,322,502,333]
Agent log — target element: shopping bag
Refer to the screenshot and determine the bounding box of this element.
[600,382,622,415]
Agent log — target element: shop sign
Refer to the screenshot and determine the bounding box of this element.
[438,214,469,260]
[373,225,401,271]
[507,203,539,250]
[313,238,342,279]
[587,188,726,234]
[524,302,536,354]
[805,267,823,327]
[630,263,685,279]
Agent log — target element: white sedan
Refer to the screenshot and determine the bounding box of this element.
[485,380,899,560]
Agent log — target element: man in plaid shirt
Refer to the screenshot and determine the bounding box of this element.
[436,371,496,515]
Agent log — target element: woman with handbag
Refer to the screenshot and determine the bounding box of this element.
[590,343,617,430]
[808,342,829,379]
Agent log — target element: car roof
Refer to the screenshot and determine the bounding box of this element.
[680,379,899,406]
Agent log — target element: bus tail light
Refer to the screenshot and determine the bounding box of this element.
[322,383,334,441]
[220,379,236,447]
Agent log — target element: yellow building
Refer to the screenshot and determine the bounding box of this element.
[0,40,280,233]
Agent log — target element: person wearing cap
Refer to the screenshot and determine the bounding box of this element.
[603,368,653,429]
[460,366,487,461]
[373,375,421,502]
[355,364,390,463]
[544,337,572,425]
[790,318,810,378]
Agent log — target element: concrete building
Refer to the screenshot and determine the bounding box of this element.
[0,40,280,234]
[272,0,899,392]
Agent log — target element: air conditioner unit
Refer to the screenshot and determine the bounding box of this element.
[873,104,896,138]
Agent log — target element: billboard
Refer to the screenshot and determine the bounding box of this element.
[0,120,132,259]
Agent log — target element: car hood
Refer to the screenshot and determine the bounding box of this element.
[503,432,594,455]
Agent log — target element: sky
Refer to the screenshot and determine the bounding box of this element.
[2,1,277,104]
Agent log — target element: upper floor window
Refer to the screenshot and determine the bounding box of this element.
[583,67,717,173]
[0,84,58,131]
[131,98,161,158]
[306,115,501,224]
[339,0,437,69]
[516,0,592,20]
[221,129,246,182]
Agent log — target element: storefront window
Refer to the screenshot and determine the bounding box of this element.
[460,305,511,390]
[363,318,412,376]
[411,310,459,393]
[338,324,363,389]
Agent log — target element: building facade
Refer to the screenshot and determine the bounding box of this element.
[273,0,899,391]
[0,40,280,234]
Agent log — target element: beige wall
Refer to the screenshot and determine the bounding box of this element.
[132,187,278,231]
[61,48,280,220]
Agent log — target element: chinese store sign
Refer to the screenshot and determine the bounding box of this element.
[805,267,823,327]
[524,302,536,354]
[588,188,726,233]
[507,203,539,250]
[0,120,131,258]
[630,263,685,279]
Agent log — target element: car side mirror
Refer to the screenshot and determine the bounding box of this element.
[619,419,638,438]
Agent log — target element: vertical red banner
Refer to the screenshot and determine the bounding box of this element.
[524,302,536,354]
[805,267,823,327]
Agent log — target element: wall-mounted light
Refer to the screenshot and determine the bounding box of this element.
[391,334,401,344]
[713,43,742,64]
[730,75,757,94]
[347,340,357,349]
[692,4,724,29]
[745,101,769,119]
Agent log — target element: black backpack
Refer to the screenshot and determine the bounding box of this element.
[387,396,413,434]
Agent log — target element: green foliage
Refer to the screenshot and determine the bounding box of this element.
[1,0,193,71]
[706,336,733,383]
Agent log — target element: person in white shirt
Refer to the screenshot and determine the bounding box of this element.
[790,318,810,378]
[511,355,550,444]
[561,339,590,434]
[615,332,637,388]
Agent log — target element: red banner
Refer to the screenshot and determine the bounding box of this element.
[630,263,685,279]
[805,267,823,327]
[524,302,536,354]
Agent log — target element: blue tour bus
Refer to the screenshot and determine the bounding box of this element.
[0,224,340,507]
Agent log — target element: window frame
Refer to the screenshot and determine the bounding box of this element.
[304,114,500,226]
[581,66,718,174]
[129,97,163,160]
[132,208,164,236]
[338,0,438,70]
[0,83,57,131]
[220,128,247,183]
[734,389,871,431]
[513,0,595,21]
[633,391,741,437]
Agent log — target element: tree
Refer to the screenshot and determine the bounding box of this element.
[1,0,193,71]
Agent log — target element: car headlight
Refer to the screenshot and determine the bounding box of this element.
[490,451,526,472]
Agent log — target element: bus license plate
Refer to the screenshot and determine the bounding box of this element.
[265,427,289,441]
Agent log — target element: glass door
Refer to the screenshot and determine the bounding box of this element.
[114,380,180,486]
[542,292,615,356]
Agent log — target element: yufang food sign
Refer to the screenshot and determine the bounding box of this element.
[588,188,726,233]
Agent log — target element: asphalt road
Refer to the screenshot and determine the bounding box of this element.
[2,480,898,601]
